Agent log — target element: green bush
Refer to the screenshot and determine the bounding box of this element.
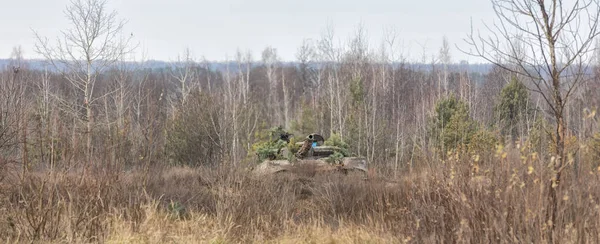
[429,96,477,156]
[250,126,292,162]
[494,77,531,141]
[252,140,288,161]
[324,133,350,156]
[429,95,498,159]
[324,151,345,164]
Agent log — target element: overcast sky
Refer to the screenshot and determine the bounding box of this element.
[0,0,496,62]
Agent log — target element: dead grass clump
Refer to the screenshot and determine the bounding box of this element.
[0,169,146,243]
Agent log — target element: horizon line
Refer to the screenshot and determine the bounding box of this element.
[0,58,495,66]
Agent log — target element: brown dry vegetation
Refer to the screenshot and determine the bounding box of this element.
[2,146,600,244]
[2,0,600,243]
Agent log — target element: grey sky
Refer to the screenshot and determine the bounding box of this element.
[1,0,496,62]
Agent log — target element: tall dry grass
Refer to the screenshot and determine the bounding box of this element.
[1,147,600,243]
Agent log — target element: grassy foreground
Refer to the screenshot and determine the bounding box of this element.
[2,148,600,243]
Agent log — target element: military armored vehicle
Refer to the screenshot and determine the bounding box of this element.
[250,128,368,177]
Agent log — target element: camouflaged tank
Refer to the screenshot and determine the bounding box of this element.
[250,132,368,177]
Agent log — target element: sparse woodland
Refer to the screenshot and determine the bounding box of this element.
[2,0,600,243]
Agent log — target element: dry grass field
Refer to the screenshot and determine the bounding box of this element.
[2,146,600,244]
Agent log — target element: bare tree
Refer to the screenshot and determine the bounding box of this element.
[200,56,213,93]
[281,65,291,129]
[439,36,452,96]
[297,39,327,132]
[236,49,253,106]
[0,47,27,164]
[171,48,197,106]
[462,0,600,240]
[262,46,283,126]
[297,39,314,95]
[382,28,408,176]
[318,25,345,138]
[34,0,135,164]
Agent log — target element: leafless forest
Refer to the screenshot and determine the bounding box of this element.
[2,0,600,243]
